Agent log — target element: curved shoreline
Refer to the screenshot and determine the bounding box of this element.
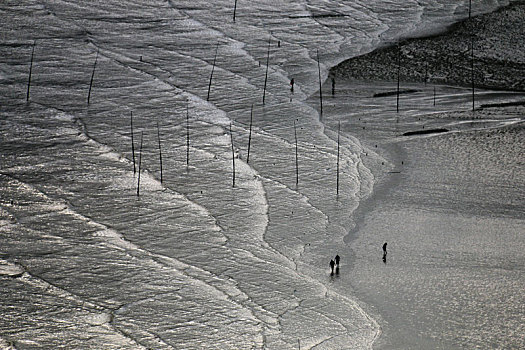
[326,2,525,348]
[330,0,525,252]
[1,0,522,348]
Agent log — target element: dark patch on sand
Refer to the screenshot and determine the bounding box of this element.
[481,100,525,108]
[289,13,348,19]
[402,128,449,136]
[373,89,418,97]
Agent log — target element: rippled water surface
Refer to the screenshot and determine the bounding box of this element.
[1,0,521,349]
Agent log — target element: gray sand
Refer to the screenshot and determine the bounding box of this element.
[331,2,525,92]
[325,3,525,348]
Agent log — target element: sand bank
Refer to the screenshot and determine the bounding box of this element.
[331,2,525,92]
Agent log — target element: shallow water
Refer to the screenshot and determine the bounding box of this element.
[1,0,522,349]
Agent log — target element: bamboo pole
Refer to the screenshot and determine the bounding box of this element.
[137,131,144,197]
[87,50,98,105]
[131,111,136,174]
[26,41,35,102]
[263,35,271,105]
[317,49,323,117]
[396,46,400,113]
[469,0,472,18]
[294,120,298,185]
[207,43,219,102]
[230,123,236,187]
[247,104,253,164]
[336,121,340,196]
[157,121,163,184]
[186,102,190,166]
[471,34,475,112]
[233,0,238,22]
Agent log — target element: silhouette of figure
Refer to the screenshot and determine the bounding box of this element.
[290,78,295,93]
[382,242,387,255]
[329,259,335,275]
[335,254,340,266]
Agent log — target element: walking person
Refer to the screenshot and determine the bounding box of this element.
[334,254,341,275]
[329,259,335,275]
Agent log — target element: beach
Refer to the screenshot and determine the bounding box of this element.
[1,0,524,349]
[324,94,525,348]
[325,3,525,347]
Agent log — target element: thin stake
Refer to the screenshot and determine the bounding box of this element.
[137,131,144,197]
[233,0,238,22]
[396,46,400,113]
[157,121,163,184]
[207,43,219,102]
[87,50,99,105]
[336,121,340,196]
[131,111,136,174]
[294,120,299,185]
[186,102,190,166]
[317,49,323,117]
[26,41,35,102]
[471,34,475,112]
[230,123,236,187]
[433,86,436,106]
[468,0,472,18]
[247,104,253,164]
[263,35,271,105]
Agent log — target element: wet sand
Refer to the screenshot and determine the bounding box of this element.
[331,2,525,92]
[348,114,524,349]
[324,2,525,348]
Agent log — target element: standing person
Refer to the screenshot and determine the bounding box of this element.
[331,77,335,96]
[290,78,294,93]
[335,254,340,266]
[329,259,335,275]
